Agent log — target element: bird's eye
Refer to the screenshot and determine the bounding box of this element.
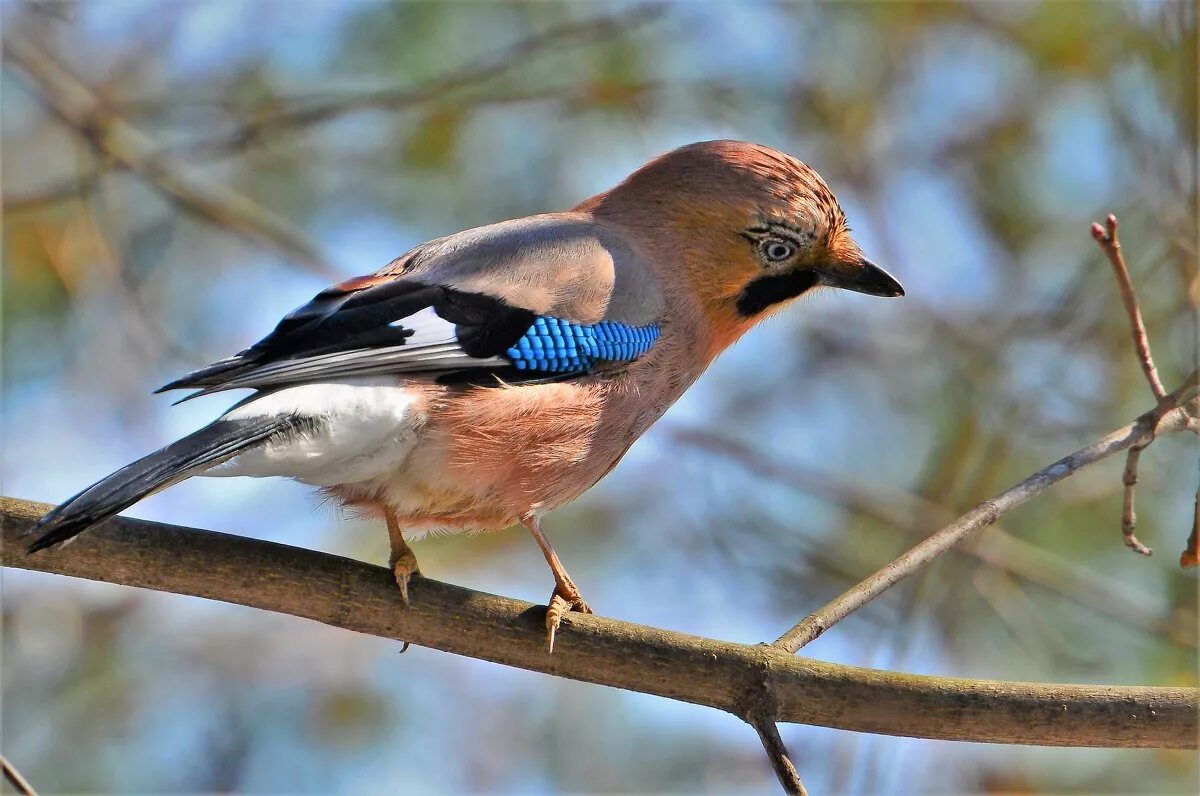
[759,239,795,263]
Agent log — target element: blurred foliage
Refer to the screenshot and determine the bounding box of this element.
[2,1,1197,794]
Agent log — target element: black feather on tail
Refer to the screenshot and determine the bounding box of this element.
[25,415,302,554]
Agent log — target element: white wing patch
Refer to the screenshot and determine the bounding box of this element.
[386,306,453,342]
[204,377,427,487]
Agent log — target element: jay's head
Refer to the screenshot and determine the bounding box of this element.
[584,140,903,326]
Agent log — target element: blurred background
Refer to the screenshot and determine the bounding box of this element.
[2,1,1197,793]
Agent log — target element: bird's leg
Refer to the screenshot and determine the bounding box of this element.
[520,514,591,652]
[385,510,421,607]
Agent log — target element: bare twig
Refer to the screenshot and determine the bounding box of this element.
[2,497,1195,750]
[1120,444,1154,556]
[749,719,807,795]
[1091,214,1199,558]
[772,393,1199,653]
[0,754,37,796]
[756,215,1191,637]
[3,36,338,277]
[1091,214,1167,400]
[672,428,1197,647]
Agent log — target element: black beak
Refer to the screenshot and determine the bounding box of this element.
[822,258,904,298]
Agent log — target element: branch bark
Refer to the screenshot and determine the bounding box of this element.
[2,497,1195,750]
[0,754,37,796]
[676,429,1200,648]
[772,390,1199,653]
[1091,214,1168,401]
[671,427,1197,648]
[749,719,807,795]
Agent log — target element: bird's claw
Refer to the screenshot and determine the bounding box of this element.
[391,550,421,607]
[545,585,591,653]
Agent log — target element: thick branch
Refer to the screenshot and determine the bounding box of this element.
[773,393,1199,653]
[2,497,1195,749]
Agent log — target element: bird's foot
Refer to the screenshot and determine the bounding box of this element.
[390,549,421,607]
[545,581,591,653]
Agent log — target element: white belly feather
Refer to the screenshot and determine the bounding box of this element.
[204,378,426,487]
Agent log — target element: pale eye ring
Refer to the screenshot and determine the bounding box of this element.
[759,239,795,263]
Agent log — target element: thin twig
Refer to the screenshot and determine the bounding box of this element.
[1116,374,1200,562]
[671,427,1197,647]
[1091,214,1168,400]
[772,391,1198,653]
[1091,212,1179,557]
[3,496,1196,749]
[1120,445,1154,555]
[1,754,37,796]
[749,719,807,795]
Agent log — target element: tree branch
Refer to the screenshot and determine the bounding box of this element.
[2,497,1195,750]
[670,427,1197,648]
[772,391,1199,653]
[1091,214,1168,401]
[1120,443,1154,556]
[749,719,807,795]
[0,754,37,796]
[1090,213,1198,559]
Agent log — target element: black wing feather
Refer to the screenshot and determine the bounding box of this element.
[158,278,536,395]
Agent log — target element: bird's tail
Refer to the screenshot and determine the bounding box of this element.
[25,415,302,554]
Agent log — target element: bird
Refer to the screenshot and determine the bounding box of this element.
[26,139,903,651]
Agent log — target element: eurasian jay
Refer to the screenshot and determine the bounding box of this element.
[27,140,903,650]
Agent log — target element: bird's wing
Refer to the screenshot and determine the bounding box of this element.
[158,213,665,399]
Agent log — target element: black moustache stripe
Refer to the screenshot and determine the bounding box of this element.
[736,270,820,317]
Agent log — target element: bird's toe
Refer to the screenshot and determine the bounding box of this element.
[544,585,591,653]
[391,551,421,607]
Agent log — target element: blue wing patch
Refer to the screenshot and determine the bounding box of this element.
[506,317,660,373]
